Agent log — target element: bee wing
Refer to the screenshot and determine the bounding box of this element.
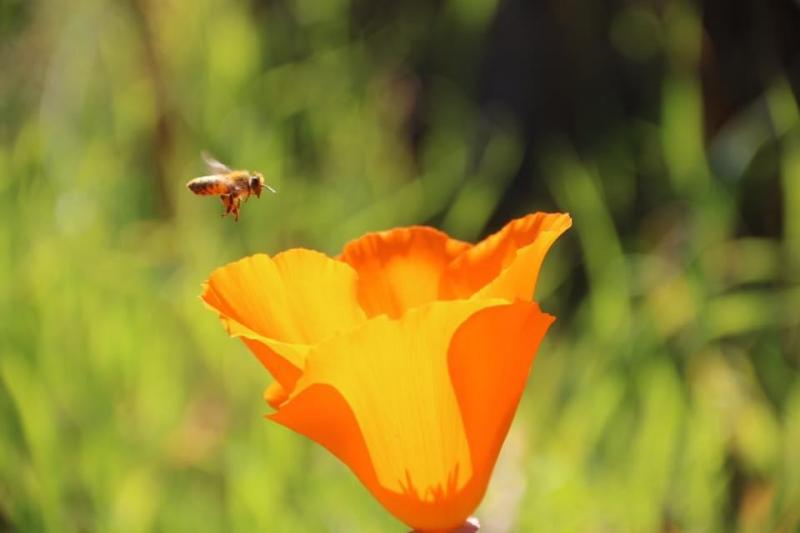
[202,151,232,174]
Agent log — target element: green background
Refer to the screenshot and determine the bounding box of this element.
[1,0,799,531]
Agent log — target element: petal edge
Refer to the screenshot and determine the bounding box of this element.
[440,212,571,301]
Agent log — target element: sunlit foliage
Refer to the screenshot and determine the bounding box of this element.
[0,0,798,531]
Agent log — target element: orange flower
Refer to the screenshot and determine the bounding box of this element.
[202,212,571,531]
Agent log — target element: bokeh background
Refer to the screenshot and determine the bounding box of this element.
[1,0,799,531]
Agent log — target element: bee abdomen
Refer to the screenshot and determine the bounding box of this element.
[187,176,227,195]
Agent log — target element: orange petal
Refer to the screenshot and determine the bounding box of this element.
[271,299,531,530]
[448,301,554,495]
[340,227,471,318]
[270,383,472,531]
[440,212,571,301]
[263,379,290,409]
[202,250,366,392]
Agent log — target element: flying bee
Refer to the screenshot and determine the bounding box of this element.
[187,152,276,221]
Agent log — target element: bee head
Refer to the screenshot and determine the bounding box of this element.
[249,173,265,197]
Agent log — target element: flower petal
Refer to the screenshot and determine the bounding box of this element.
[448,301,554,493]
[270,383,475,531]
[440,212,571,301]
[202,250,366,392]
[271,299,508,530]
[340,227,471,318]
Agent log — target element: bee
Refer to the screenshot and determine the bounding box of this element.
[187,152,276,221]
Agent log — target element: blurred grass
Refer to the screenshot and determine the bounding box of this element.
[1,0,799,531]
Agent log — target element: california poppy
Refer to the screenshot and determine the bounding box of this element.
[202,212,571,531]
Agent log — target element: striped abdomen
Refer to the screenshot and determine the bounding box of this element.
[187,175,232,196]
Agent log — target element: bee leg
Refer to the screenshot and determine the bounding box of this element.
[220,194,234,217]
[232,198,241,221]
